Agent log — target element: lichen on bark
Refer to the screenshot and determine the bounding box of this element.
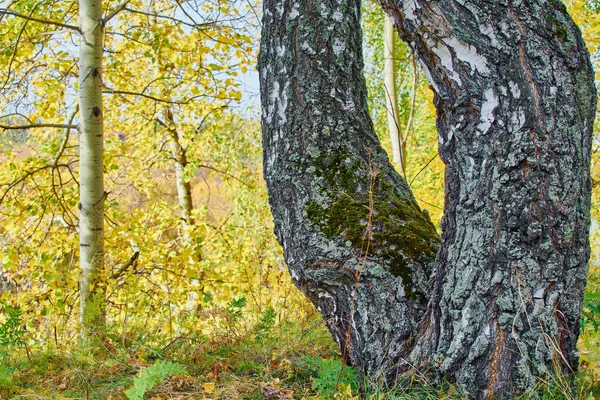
[259,0,596,398]
[304,146,438,301]
[259,0,439,385]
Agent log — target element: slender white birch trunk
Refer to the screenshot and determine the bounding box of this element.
[383,14,405,176]
[153,46,195,234]
[78,0,105,330]
[165,114,194,231]
[403,56,418,158]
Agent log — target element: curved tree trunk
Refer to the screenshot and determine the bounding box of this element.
[259,0,439,383]
[259,0,596,398]
[382,0,597,396]
[152,20,195,237]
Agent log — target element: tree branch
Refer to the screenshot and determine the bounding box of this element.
[104,88,236,105]
[197,164,251,187]
[103,88,182,104]
[111,251,140,280]
[122,7,214,30]
[155,117,175,132]
[53,107,79,167]
[0,162,75,205]
[409,153,439,187]
[103,0,131,25]
[0,122,79,131]
[0,6,30,92]
[402,56,419,143]
[0,9,79,31]
[0,0,18,24]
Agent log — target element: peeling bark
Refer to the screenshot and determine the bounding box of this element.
[259,0,596,398]
[259,0,438,385]
[380,0,596,396]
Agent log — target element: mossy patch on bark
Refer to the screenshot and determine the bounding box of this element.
[305,147,439,300]
[545,12,569,42]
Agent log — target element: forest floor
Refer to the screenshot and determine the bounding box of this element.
[3,309,600,400]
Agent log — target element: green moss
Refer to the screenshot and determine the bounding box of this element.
[545,12,569,42]
[305,148,440,301]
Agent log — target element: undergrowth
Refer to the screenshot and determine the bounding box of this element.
[2,305,600,399]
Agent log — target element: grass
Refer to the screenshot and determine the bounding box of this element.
[4,314,341,399]
[2,311,600,399]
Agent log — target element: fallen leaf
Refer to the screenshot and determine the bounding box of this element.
[260,385,293,399]
[202,382,216,395]
[208,363,222,381]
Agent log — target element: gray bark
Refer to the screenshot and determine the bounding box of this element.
[259,0,438,386]
[78,0,105,329]
[259,0,596,399]
[381,0,596,396]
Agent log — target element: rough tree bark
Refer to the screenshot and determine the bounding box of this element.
[78,0,106,330]
[259,0,596,398]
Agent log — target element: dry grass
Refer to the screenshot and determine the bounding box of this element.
[3,310,600,399]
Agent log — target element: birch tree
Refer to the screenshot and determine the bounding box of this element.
[259,0,596,398]
[383,14,404,175]
[78,0,106,329]
[0,0,253,336]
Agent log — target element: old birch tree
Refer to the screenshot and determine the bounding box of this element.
[259,0,596,398]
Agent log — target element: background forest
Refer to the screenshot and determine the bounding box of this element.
[0,0,599,398]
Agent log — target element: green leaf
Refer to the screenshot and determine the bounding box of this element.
[125,361,187,400]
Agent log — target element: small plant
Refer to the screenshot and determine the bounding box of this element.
[306,356,358,396]
[226,296,247,323]
[124,360,187,400]
[582,269,600,331]
[221,296,247,340]
[255,306,276,342]
[0,363,13,388]
[0,304,26,389]
[0,305,26,349]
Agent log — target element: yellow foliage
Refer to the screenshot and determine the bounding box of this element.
[0,2,599,396]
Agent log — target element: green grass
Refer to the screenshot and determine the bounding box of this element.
[5,316,340,399]
[3,314,600,399]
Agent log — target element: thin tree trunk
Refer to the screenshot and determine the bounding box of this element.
[259,0,596,398]
[170,137,194,230]
[165,114,194,231]
[384,14,404,176]
[402,56,418,165]
[152,15,195,235]
[78,0,105,330]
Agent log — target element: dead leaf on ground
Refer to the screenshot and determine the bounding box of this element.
[57,377,69,391]
[207,363,222,381]
[260,385,293,399]
[202,382,216,395]
[163,374,195,391]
